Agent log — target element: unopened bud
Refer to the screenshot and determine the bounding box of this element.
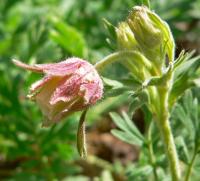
[127,6,175,63]
[116,22,138,51]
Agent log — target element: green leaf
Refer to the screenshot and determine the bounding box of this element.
[183,90,193,115]
[172,90,200,141]
[119,77,141,88]
[111,129,143,146]
[173,50,193,70]
[192,98,199,129]
[174,55,200,79]
[102,18,117,49]
[105,87,131,97]
[110,112,144,146]
[102,77,123,88]
[122,111,144,140]
[169,74,195,108]
[129,90,149,116]
[129,98,141,113]
[102,18,116,40]
[173,103,194,136]
[50,17,87,57]
[110,112,131,133]
[127,165,153,178]
[175,136,190,164]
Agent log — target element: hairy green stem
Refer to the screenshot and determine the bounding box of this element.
[147,122,158,181]
[95,51,152,72]
[184,150,197,181]
[157,84,181,181]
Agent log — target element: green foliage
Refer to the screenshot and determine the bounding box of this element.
[49,17,88,58]
[106,2,200,180]
[110,90,200,181]
[172,90,200,161]
[1,0,200,180]
[110,111,144,146]
[110,109,160,180]
[170,51,200,107]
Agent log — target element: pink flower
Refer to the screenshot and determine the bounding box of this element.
[13,58,103,126]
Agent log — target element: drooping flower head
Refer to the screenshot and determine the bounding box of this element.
[13,58,103,126]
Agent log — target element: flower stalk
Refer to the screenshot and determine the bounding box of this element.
[155,68,181,181]
[95,50,152,72]
[157,94,181,181]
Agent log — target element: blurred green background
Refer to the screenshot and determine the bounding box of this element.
[0,0,200,180]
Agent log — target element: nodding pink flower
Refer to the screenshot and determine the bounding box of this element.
[13,58,103,126]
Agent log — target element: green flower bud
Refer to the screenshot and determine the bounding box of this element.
[116,22,138,51]
[127,6,175,64]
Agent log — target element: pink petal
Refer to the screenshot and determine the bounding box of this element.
[12,59,43,73]
[50,97,81,122]
[29,76,52,93]
[42,97,81,126]
[13,58,87,76]
[49,75,81,105]
[80,82,98,104]
[36,59,84,76]
[81,81,103,104]
[27,76,53,100]
[34,77,62,116]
